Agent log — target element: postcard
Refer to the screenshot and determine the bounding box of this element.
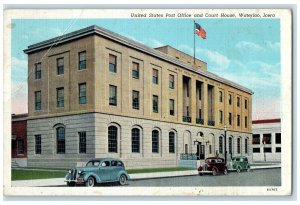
[3,8,292,196]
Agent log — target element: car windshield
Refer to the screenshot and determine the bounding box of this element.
[86,161,100,167]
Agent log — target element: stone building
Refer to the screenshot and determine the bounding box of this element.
[252,119,281,162]
[24,25,253,169]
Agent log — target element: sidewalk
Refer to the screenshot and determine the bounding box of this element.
[11,164,281,187]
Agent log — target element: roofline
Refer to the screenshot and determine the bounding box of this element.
[24,25,253,95]
[154,45,207,65]
[12,113,28,121]
[252,119,281,124]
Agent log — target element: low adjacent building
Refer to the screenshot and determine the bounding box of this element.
[11,113,28,167]
[252,119,281,162]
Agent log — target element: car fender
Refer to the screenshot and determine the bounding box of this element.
[83,173,101,183]
[118,171,130,180]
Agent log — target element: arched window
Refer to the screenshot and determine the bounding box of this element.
[56,127,65,154]
[219,136,223,154]
[152,130,159,153]
[229,137,233,154]
[245,138,248,154]
[169,131,175,153]
[108,126,118,153]
[237,138,241,154]
[132,128,140,153]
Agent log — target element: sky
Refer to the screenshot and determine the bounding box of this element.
[11,18,281,120]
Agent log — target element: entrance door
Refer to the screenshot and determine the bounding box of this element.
[200,145,205,159]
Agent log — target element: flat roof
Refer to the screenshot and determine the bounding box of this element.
[24,25,253,95]
[252,119,281,124]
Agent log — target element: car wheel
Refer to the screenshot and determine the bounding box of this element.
[199,173,203,176]
[85,176,95,187]
[236,167,241,173]
[119,174,127,186]
[67,182,75,187]
[224,168,228,175]
[247,167,251,172]
[212,168,217,176]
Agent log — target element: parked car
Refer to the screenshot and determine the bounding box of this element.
[65,158,130,187]
[198,157,228,176]
[231,156,251,173]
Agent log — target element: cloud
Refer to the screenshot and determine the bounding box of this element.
[266,41,280,50]
[197,48,231,71]
[11,56,28,82]
[252,96,281,120]
[235,41,264,51]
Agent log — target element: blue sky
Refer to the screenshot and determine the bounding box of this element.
[11,18,281,120]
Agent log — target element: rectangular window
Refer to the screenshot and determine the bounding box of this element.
[35,135,41,154]
[237,138,241,154]
[199,85,202,100]
[219,110,223,124]
[17,140,24,154]
[275,133,281,144]
[152,69,158,84]
[153,95,158,113]
[229,112,232,125]
[79,132,86,154]
[252,134,260,144]
[245,139,248,154]
[264,147,272,153]
[245,99,248,109]
[56,87,64,108]
[209,145,212,154]
[263,133,272,144]
[132,90,139,110]
[199,109,202,119]
[79,51,86,70]
[109,54,117,73]
[109,85,117,106]
[253,148,260,153]
[35,63,41,79]
[35,91,41,111]
[237,96,240,107]
[237,114,240,126]
[186,106,189,117]
[79,83,86,104]
[57,58,64,75]
[132,62,139,79]
[245,116,248,128]
[169,74,174,89]
[170,99,175,116]
[276,147,281,153]
[228,94,232,105]
[219,91,223,102]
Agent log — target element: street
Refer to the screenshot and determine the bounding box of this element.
[53,168,281,187]
[127,168,281,187]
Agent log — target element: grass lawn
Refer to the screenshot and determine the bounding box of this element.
[12,167,194,180]
[12,169,67,181]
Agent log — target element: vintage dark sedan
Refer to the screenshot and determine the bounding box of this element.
[198,157,228,176]
[65,158,130,187]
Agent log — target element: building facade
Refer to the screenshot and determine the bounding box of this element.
[252,119,281,162]
[24,25,253,169]
[11,113,28,167]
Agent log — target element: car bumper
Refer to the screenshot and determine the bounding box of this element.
[65,178,85,184]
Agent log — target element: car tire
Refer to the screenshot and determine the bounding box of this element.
[85,176,95,187]
[223,168,228,175]
[247,167,251,172]
[236,167,241,173]
[67,182,75,187]
[212,168,217,176]
[199,173,203,176]
[119,174,127,186]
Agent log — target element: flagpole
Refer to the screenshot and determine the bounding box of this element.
[193,20,196,66]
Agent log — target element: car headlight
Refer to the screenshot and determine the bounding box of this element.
[68,170,72,173]
[78,170,82,174]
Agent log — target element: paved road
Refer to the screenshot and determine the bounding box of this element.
[127,168,281,187]
[54,168,280,187]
